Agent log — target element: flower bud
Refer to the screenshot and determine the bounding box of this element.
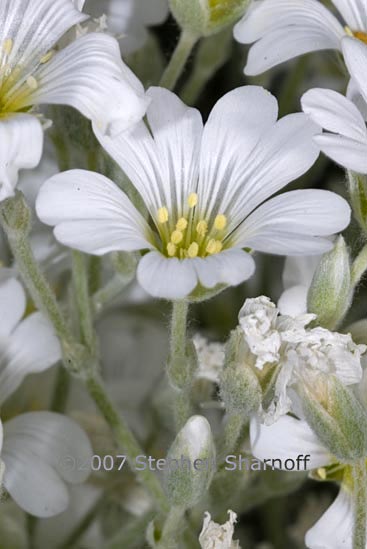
[169,0,250,37]
[0,191,31,238]
[111,251,139,281]
[299,373,367,461]
[307,236,352,330]
[347,170,367,236]
[219,328,262,416]
[164,415,216,507]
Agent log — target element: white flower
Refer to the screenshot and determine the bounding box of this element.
[302,39,367,174]
[84,0,169,55]
[36,86,350,300]
[0,411,92,517]
[250,414,357,549]
[0,0,148,201]
[199,510,241,549]
[0,277,61,404]
[193,334,225,383]
[233,0,367,76]
[238,297,364,422]
[278,255,320,316]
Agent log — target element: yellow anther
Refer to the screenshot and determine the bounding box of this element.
[188,192,198,208]
[196,220,208,236]
[176,217,188,231]
[317,468,327,480]
[206,239,222,255]
[187,242,199,258]
[354,30,367,45]
[158,206,169,224]
[40,50,55,64]
[171,230,183,244]
[26,76,38,90]
[214,214,227,230]
[344,26,354,37]
[3,38,13,55]
[167,243,176,257]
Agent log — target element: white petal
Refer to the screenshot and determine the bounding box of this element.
[198,86,278,222]
[305,488,354,549]
[0,278,26,338]
[301,88,367,141]
[223,113,320,231]
[250,415,331,469]
[277,285,309,316]
[347,78,367,121]
[342,37,367,107]
[36,170,153,255]
[137,251,197,300]
[190,249,256,289]
[27,33,148,135]
[234,0,344,75]
[314,133,367,173]
[145,87,203,216]
[331,0,367,30]
[0,0,86,72]
[0,114,43,201]
[234,189,350,254]
[2,412,92,517]
[0,312,61,404]
[95,87,203,217]
[282,255,320,289]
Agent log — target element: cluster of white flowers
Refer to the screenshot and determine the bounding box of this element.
[1,0,367,547]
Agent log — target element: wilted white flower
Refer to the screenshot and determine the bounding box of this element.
[0,0,148,201]
[0,412,92,517]
[36,86,350,300]
[302,39,367,174]
[193,334,225,383]
[250,414,357,549]
[234,0,367,75]
[199,509,241,549]
[238,297,364,422]
[0,277,61,404]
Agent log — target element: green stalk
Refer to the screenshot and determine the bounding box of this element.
[351,243,367,287]
[159,30,198,91]
[352,460,367,549]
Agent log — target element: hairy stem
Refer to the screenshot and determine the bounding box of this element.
[353,460,367,549]
[72,250,95,352]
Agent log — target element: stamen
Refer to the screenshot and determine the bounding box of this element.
[158,206,169,224]
[196,220,208,236]
[171,230,183,244]
[26,76,38,90]
[167,243,176,257]
[40,50,55,64]
[206,239,222,255]
[317,468,327,480]
[188,193,198,208]
[176,217,188,231]
[214,214,227,230]
[3,38,13,55]
[187,242,199,258]
[344,26,354,37]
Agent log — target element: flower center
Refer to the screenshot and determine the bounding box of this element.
[345,26,367,45]
[156,193,228,259]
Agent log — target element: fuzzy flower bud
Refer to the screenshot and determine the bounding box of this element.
[347,170,367,237]
[307,236,352,330]
[299,373,367,461]
[164,415,216,507]
[169,0,250,37]
[0,191,31,238]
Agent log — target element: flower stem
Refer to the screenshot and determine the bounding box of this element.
[71,250,95,353]
[159,30,198,91]
[85,375,169,513]
[352,460,367,549]
[351,243,367,287]
[219,412,246,462]
[157,506,186,548]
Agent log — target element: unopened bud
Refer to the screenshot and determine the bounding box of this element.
[0,191,31,237]
[111,251,139,281]
[347,170,367,236]
[300,374,367,461]
[169,0,250,37]
[307,237,352,330]
[164,416,216,507]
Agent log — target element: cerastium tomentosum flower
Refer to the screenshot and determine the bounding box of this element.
[234,0,367,75]
[36,86,351,300]
[0,0,148,201]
